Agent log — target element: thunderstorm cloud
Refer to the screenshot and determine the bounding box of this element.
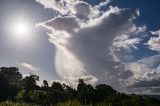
[36,0,160,94]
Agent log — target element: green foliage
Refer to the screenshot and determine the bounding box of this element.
[95,84,117,101]
[0,72,9,101]
[78,84,95,104]
[29,90,47,104]
[63,84,78,100]
[51,82,64,92]
[0,67,22,85]
[0,67,22,101]
[22,74,40,92]
[16,90,26,101]
[77,79,85,92]
[0,67,160,106]
[43,80,48,87]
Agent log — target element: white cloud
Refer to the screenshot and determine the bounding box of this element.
[151,29,160,35]
[39,15,80,32]
[38,6,138,90]
[112,25,146,50]
[36,0,160,94]
[22,73,30,78]
[36,0,69,14]
[147,30,160,52]
[127,55,160,80]
[96,0,110,8]
[36,0,85,15]
[37,75,97,88]
[19,63,39,71]
[37,79,70,87]
[125,55,160,94]
[71,1,91,20]
[113,37,140,49]
[110,25,147,62]
[36,0,139,89]
[64,75,98,87]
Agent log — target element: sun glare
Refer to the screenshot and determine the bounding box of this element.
[16,22,28,35]
[10,19,31,40]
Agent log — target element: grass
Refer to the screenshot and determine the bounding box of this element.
[57,100,81,106]
[0,101,38,106]
[0,101,81,106]
[0,101,111,106]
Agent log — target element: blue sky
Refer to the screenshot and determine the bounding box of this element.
[0,0,160,94]
[111,0,160,31]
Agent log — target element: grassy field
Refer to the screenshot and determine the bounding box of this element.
[0,101,109,106]
[0,101,38,106]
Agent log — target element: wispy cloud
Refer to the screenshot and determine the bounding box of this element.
[19,62,39,71]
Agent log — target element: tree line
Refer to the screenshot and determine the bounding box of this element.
[0,67,160,106]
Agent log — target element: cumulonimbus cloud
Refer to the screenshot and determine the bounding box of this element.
[36,0,139,89]
[36,0,160,94]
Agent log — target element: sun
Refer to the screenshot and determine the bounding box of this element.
[8,17,34,44]
[15,21,29,35]
[10,19,32,41]
[15,22,28,35]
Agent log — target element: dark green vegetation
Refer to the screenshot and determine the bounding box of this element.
[0,67,160,106]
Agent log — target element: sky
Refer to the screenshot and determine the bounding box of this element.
[0,0,160,94]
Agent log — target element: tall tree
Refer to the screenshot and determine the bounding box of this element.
[0,67,22,99]
[51,82,65,103]
[77,79,95,104]
[43,80,48,87]
[77,79,85,93]
[0,67,22,85]
[95,84,117,101]
[63,84,78,100]
[22,74,40,91]
[41,80,50,91]
[51,82,64,92]
[0,72,9,101]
